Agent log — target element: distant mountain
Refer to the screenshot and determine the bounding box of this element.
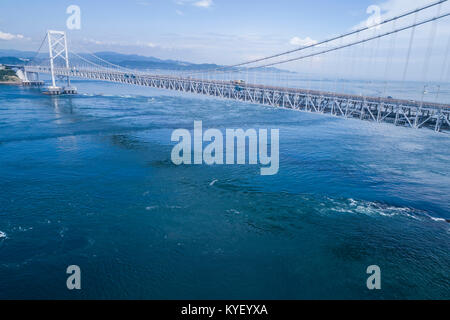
[0,49,36,65]
[0,56,31,65]
[0,49,289,72]
[93,51,176,64]
[0,49,223,70]
[0,49,37,58]
[91,51,223,71]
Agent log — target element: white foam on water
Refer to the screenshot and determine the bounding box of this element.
[210,179,218,186]
[17,226,33,232]
[427,215,446,222]
[227,209,241,215]
[344,199,449,224]
[325,197,425,221]
[0,231,7,239]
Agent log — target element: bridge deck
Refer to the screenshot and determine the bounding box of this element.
[19,65,450,132]
[190,80,450,110]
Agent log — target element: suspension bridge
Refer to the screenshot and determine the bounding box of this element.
[6,0,450,132]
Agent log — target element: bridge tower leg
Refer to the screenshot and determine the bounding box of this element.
[46,30,77,95]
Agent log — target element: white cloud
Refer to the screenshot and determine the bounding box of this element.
[84,38,116,46]
[176,0,213,8]
[289,36,317,46]
[84,38,160,49]
[0,31,25,41]
[193,0,213,8]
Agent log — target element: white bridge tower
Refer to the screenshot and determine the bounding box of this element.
[46,30,76,94]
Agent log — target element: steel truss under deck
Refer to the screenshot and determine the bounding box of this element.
[25,66,450,133]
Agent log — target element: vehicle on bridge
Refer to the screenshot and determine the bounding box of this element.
[232,80,245,91]
[231,80,245,85]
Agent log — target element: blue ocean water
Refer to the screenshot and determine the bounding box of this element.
[0,80,449,299]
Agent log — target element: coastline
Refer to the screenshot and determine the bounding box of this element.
[0,67,22,85]
[0,80,22,85]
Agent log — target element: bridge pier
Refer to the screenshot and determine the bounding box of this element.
[42,86,77,95]
[43,31,77,95]
[22,71,44,86]
[44,86,63,95]
[63,87,77,94]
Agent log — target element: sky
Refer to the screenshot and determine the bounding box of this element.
[0,0,399,63]
[0,0,449,80]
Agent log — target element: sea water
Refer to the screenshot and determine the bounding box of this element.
[0,80,449,299]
